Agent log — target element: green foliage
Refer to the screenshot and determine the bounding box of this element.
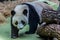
[38,0,59,10]
[46,1,59,10]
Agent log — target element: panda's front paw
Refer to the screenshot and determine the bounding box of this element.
[11,36,18,39]
[11,34,18,39]
[11,35,18,39]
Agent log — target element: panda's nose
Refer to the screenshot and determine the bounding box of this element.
[15,21,18,25]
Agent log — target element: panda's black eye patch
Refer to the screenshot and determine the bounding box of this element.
[11,10,16,16]
[21,20,25,25]
[15,21,18,25]
[23,9,27,16]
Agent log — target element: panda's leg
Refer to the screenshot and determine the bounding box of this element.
[44,38,48,40]
[11,18,19,39]
[25,22,38,34]
[48,37,54,40]
[29,22,38,34]
[25,18,39,34]
[11,25,19,38]
[43,37,53,40]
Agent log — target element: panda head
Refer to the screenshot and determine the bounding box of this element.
[11,5,29,29]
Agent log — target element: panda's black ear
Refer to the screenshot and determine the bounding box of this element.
[11,10,16,16]
[23,9,28,16]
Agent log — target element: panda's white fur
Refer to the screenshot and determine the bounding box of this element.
[12,5,29,29]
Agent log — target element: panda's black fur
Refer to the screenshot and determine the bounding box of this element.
[11,3,40,38]
[11,10,19,38]
[22,3,40,34]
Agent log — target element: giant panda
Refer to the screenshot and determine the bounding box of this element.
[11,1,53,39]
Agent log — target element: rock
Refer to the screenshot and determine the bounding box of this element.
[42,9,60,24]
[37,24,60,40]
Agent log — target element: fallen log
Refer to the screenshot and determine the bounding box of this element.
[37,24,60,40]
